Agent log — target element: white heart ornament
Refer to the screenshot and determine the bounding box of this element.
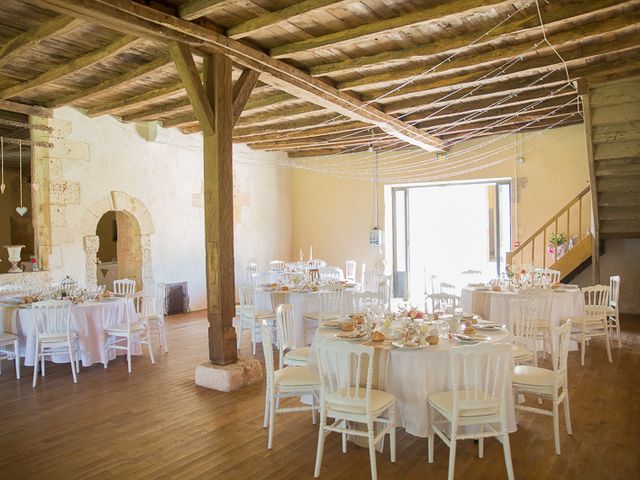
[0,183,5,194]
[31,182,39,191]
[16,206,28,216]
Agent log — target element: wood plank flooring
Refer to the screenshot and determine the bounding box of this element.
[1,312,639,479]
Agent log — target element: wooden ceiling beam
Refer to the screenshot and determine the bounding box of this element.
[168,42,215,135]
[338,21,640,93]
[162,113,200,129]
[362,47,640,103]
[178,0,232,21]
[309,0,633,77]
[0,35,144,100]
[232,69,260,125]
[236,104,325,128]
[235,120,367,144]
[227,0,349,40]
[121,97,192,122]
[269,0,521,59]
[0,15,80,70]
[0,99,52,118]
[47,55,172,108]
[34,0,445,152]
[86,81,185,117]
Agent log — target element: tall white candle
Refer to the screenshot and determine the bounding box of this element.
[299,248,303,260]
[310,245,313,260]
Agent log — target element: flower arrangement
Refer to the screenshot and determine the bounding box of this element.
[548,232,567,256]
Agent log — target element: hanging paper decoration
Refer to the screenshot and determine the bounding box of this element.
[16,140,27,216]
[0,136,5,194]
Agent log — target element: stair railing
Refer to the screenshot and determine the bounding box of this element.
[507,186,591,269]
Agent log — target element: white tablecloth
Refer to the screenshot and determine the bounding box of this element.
[1,298,139,367]
[255,289,355,346]
[310,327,516,438]
[461,287,585,331]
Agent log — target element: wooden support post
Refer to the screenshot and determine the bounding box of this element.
[203,53,237,365]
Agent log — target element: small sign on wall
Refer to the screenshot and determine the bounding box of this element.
[369,228,383,246]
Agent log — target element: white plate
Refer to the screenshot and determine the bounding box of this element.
[392,340,428,349]
[454,333,490,344]
[334,333,367,341]
[476,323,504,331]
[322,320,348,329]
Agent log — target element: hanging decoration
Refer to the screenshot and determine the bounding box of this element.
[16,140,27,216]
[0,136,5,194]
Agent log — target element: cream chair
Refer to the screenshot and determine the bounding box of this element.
[536,268,561,286]
[261,322,319,450]
[246,262,259,284]
[269,260,286,271]
[519,288,554,360]
[509,298,540,366]
[319,266,343,282]
[314,341,396,480]
[345,260,357,282]
[113,278,136,295]
[607,275,621,348]
[512,320,573,455]
[362,271,382,293]
[0,313,20,379]
[275,303,309,369]
[303,285,345,345]
[104,292,156,373]
[570,285,612,366]
[427,343,514,480]
[31,300,80,387]
[237,285,276,355]
[352,291,384,313]
[147,282,168,353]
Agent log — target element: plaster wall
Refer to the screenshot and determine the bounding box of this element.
[32,107,291,310]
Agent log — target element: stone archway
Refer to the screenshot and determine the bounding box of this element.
[80,191,154,292]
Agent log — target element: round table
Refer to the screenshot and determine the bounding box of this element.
[6,297,139,367]
[309,326,516,438]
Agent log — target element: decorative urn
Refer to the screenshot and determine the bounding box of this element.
[3,245,25,273]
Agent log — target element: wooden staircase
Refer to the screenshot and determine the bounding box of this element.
[506,187,593,280]
[584,75,640,240]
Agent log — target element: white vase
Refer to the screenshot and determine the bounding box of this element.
[4,245,25,273]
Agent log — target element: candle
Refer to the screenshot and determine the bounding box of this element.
[310,245,313,260]
[299,248,303,261]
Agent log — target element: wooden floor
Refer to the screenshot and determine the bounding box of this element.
[1,312,639,480]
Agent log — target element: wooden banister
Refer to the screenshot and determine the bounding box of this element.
[509,186,591,268]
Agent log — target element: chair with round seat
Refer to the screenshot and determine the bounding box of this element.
[427,343,514,480]
[314,340,396,480]
[31,300,80,387]
[509,298,540,366]
[275,303,309,369]
[146,283,168,353]
[237,284,276,355]
[0,313,20,379]
[113,278,136,295]
[536,268,561,286]
[570,285,612,366]
[104,292,156,373]
[303,285,345,345]
[519,288,554,360]
[345,260,357,282]
[512,320,573,455]
[261,322,319,450]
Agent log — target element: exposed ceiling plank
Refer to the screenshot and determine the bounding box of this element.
[227,0,349,40]
[0,15,80,70]
[162,113,200,129]
[338,21,640,92]
[0,35,144,100]
[33,0,445,153]
[309,0,633,77]
[178,0,231,21]
[232,69,260,125]
[86,81,184,117]
[168,41,214,135]
[0,99,52,118]
[47,55,172,108]
[269,0,517,59]
[236,104,325,127]
[121,97,192,122]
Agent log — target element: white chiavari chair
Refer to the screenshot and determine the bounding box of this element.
[246,262,259,284]
[536,268,561,286]
[275,304,309,369]
[31,300,79,387]
[319,266,343,282]
[113,278,136,295]
[303,285,345,346]
[237,284,276,355]
[345,260,357,282]
[519,288,554,360]
[362,271,382,293]
[104,292,155,373]
[352,291,384,313]
[147,282,168,353]
[269,260,286,271]
[0,312,20,379]
[512,320,573,455]
[607,275,621,348]
[570,285,612,366]
[509,298,540,366]
[261,322,319,450]
[427,343,514,480]
[314,341,396,480]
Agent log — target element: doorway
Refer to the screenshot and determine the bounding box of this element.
[391,180,511,306]
[95,210,142,291]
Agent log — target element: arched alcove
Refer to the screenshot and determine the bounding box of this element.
[81,191,154,292]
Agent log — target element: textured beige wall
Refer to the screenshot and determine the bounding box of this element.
[290,124,590,275]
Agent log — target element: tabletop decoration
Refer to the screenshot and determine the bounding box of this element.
[4,245,25,273]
